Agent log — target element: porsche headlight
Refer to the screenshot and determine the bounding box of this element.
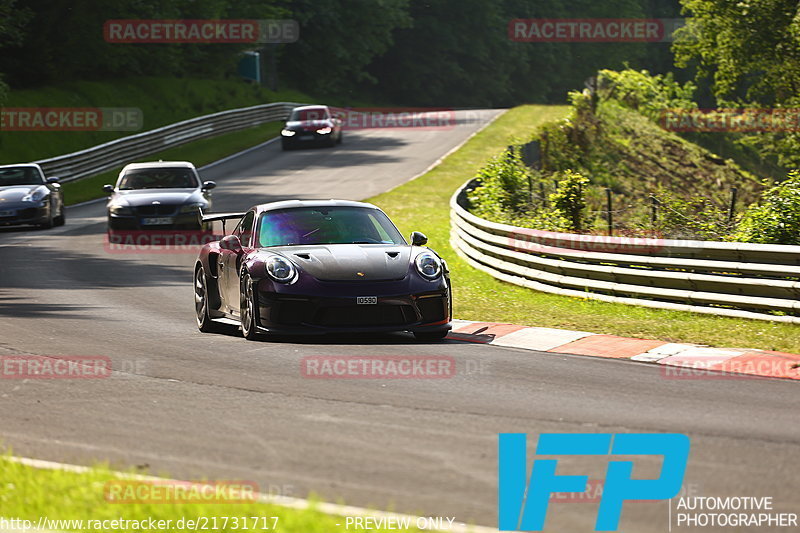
[21,187,48,202]
[415,251,442,280]
[266,255,296,282]
[281,129,296,137]
[109,205,133,216]
[316,127,332,135]
[180,202,205,214]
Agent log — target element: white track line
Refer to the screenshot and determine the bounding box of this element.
[7,456,499,533]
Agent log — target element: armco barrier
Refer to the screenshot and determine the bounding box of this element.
[450,178,800,323]
[33,102,305,183]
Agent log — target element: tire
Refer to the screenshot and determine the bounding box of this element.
[337,132,343,144]
[281,141,292,151]
[240,272,262,340]
[53,202,65,227]
[413,330,449,342]
[39,208,54,229]
[195,265,226,333]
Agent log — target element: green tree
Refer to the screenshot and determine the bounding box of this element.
[0,0,31,99]
[674,0,800,103]
[734,171,800,245]
[550,169,589,232]
[279,0,411,97]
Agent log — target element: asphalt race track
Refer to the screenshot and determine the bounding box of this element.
[1,110,799,532]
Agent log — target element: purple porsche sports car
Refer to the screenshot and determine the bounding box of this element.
[193,200,452,341]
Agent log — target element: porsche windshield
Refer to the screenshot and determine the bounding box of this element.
[257,206,405,247]
[0,167,44,186]
[118,168,199,190]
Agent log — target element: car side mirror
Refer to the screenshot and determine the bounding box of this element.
[410,231,428,246]
[202,181,216,190]
[46,177,60,184]
[220,234,243,254]
[103,184,114,193]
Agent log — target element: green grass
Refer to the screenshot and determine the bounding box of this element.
[367,105,800,353]
[61,121,282,205]
[0,454,431,533]
[0,77,314,164]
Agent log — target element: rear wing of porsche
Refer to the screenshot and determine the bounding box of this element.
[198,209,246,233]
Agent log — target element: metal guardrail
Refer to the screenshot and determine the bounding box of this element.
[451,178,800,323]
[33,102,304,183]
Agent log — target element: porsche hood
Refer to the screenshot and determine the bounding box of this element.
[270,244,413,281]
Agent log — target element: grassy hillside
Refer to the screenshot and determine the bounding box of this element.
[536,98,764,232]
[0,78,315,163]
[572,100,762,210]
[466,94,767,239]
[368,105,800,352]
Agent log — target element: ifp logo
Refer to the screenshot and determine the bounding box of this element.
[498,433,690,531]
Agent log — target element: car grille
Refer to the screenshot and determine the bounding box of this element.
[134,204,179,216]
[316,305,417,327]
[0,208,38,220]
[269,297,419,328]
[273,300,314,325]
[416,296,447,323]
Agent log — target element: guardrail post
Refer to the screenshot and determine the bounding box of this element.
[605,188,613,235]
[650,195,659,229]
[728,187,738,223]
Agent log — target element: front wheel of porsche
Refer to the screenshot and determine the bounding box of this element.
[195,265,223,333]
[240,272,262,340]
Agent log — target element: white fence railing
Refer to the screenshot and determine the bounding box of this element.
[34,102,304,182]
[451,178,800,323]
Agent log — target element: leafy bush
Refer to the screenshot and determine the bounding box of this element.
[467,147,533,222]
[734,171,800,244]
[597,68,697,120]
[644,189,731,240]
[550,170,589,232]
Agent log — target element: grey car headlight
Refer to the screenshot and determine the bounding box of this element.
[179,202,205,214]
[266,255,296,282]
[109,205,134,216]
[21,187,48,202]
[281,129,296,137]
[415,251,442,279]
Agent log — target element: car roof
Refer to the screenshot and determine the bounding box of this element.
[254,199,381,213]
[121,161,197,171]
[0,163,43,171]
[291,105,329,112]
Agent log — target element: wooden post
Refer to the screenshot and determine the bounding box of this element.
[606,188,613,235]
[650,195,659,229]
[728,187,738,223]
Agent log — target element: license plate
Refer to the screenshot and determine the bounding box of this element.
[141,217,173,225]
[356,296,377,305]
[299,134,314,140]
[0,210,15,217]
